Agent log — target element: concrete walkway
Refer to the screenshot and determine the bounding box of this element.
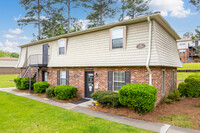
[0,87,199,133]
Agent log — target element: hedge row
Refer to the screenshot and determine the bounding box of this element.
[14,78,77,100]
[91,83,157,113]
[178,74,200,97]
[14,77,35,90]
[34,82,50,93]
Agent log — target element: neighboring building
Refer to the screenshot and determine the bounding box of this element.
[16,13,182,104]
[177,38,200,63]
[0,57,19,74]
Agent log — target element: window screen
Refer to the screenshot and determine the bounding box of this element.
[60,71,66,85]
[113,72,125,91]
[59,40,66,55]
[112,28,124,49]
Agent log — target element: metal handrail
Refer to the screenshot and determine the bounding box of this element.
[23,54,49,67]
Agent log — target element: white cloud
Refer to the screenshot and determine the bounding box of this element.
[124,16,131,20]
[14,15,48,21]
[4,34,15,39]
[0,42,3,47]
[78,19,90,30]
[8,28,23,34]
[5,40,19,47]
[3,34,29,40]
[0,40,19,53]
[149,0,191,18]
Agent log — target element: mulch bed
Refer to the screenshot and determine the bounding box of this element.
[89,97,200,130]
[13,89,81,103]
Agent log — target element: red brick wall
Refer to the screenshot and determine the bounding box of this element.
[178,49,188,63]
[26,66,176,104]
[21,66,177,104]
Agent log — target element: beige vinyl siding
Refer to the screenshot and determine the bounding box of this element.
[17,47,27,68]
[48,22,151,67]
[17,19,181,68]
[154,21,182,67]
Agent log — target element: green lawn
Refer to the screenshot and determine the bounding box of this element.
[177,72,200,80]
[0,74,19,88]
[0,91,153,133]
[159,114,194,128]
[178,63,200,70]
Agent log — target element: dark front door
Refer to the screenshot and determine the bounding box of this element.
[85,72,94,98]
[42,44,48,65]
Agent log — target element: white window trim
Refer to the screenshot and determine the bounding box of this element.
[113,71,125,92]
[161,69,166,96]
[109,26,127,50]
[58,38,67,55]
[60,71,67,85]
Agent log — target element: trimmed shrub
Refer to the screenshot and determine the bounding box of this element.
[14,77,23,89]
[167,89,181,101]
[119,83,157,113]
[178,82,188,96]
[91,91,120,107]
[34,82,50,93]
[18,77,35,90]
[163,98,172,104]
[54,85,77,100]
[46,86,55,98]
[178,74,200,97]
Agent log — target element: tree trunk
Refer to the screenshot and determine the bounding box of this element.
[122,2,125,21]
[67,0,70,33]
[100,0,103,25]
[37,0,41,40]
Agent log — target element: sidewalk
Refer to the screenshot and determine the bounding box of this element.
[0,87,199,133]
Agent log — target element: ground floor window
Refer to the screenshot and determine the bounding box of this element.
[60,71,66,85]
[172,70,175,89]
[42,71,48,82]
[113,72,125,91]
[161,69,165,96]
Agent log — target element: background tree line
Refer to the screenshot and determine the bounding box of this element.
[18,0,152,41]
[0,51,19,58]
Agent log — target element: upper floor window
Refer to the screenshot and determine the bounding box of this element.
[110,26,126,49]
[179,50,186,54]
[179,43,185,46]
[58,39,66,55]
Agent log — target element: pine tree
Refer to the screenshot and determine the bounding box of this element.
[83,0,117,28]
[119,0,150,20]
[54,0,81,33]
[41,7,67,38]
[18,0,48,40]
[190,0,200,39]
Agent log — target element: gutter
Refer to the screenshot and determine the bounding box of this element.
[146,17,152,85]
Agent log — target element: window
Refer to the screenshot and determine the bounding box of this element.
[113,72,125,91]
[179,50,186,54]
[195,40,198,47]
[161,70,165,96]
[60,71,66,85]
[179,43,185,46]
[42,71,48,82]
[58,39,66,55]
[172,70,175,89]
[110,26,126,49]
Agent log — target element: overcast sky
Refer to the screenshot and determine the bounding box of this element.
[0,0,199,53]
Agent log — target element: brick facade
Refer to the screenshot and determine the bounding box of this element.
[178,48,200,63]
[21,66,177,104]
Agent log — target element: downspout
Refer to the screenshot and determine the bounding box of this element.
[146,17,152,85]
